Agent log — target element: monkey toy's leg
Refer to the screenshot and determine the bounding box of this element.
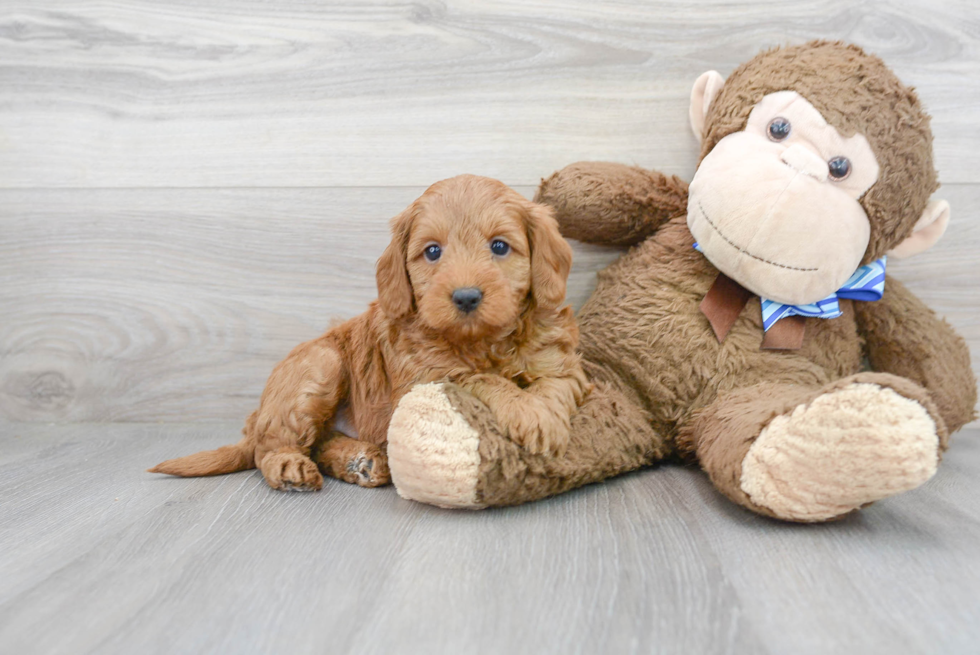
[685,372,949,522]
[385,381,671,509]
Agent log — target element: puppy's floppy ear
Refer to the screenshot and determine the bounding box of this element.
[376,204,416,318]
[524,199,573,310]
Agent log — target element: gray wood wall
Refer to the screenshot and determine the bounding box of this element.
[2,0,977,424]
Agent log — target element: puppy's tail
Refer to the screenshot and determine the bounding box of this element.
[148,437,255,478]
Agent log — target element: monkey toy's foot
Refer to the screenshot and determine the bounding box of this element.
[386,383,486,509]
[738,377,944,522]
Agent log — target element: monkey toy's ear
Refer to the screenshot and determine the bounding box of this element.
[888,199,951,259]
[689,70,725,143]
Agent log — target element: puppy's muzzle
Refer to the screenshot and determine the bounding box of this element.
[452,287,483,314]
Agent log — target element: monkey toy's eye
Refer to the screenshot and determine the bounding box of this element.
[490,239,510,256]
[767,117,791,141]
[828,156,851,180]
[423,243,442,262]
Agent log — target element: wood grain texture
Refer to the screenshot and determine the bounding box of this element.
[2,185,977,423]
[1,0,979,187]
[0,423,978,654]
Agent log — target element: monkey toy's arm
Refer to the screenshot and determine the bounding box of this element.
[535,162,689,247]
[855,276,977,433]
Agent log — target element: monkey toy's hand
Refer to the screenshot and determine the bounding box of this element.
[535,162,689,248]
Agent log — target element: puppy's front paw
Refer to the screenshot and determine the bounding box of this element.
[498,399,570,457]
[261,450,324,492]
[531,412,571,457]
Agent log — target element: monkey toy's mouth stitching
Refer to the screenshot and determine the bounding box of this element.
[694,200,818,273]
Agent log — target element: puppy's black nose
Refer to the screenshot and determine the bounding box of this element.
[452,287,483,313]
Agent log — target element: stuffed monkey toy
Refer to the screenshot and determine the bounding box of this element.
[386,41,976,522]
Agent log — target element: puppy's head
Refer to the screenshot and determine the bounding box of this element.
[376,175,572,341]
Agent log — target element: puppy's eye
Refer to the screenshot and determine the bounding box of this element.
[423,243,442,262]
[767,117,791,141]
[490,239,510,256]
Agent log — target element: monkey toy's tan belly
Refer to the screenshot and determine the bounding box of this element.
[576,218,865,431]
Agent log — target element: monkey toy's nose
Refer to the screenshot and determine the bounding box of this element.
[452,287,483,313]
[780,143,828,182]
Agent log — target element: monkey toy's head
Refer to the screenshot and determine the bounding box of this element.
[687,41,949,305]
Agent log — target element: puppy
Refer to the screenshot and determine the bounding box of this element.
[149,175,590,491]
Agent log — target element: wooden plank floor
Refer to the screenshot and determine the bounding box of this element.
[0,423,979,655]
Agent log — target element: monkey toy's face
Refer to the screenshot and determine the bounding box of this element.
[688,91,881,305]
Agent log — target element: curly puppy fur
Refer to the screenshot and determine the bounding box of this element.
[149,175,590,491]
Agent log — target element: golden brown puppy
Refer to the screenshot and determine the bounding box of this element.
[149,175,590,491]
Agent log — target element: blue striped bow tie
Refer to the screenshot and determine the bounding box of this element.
[693,243,886,331]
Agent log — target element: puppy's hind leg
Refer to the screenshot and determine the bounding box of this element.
[313,431,390,488]
[250,335,348,492]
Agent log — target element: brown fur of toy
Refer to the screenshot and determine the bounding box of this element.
[449,380,668,506]
[149,175,589,491]
[519,42,974,519]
